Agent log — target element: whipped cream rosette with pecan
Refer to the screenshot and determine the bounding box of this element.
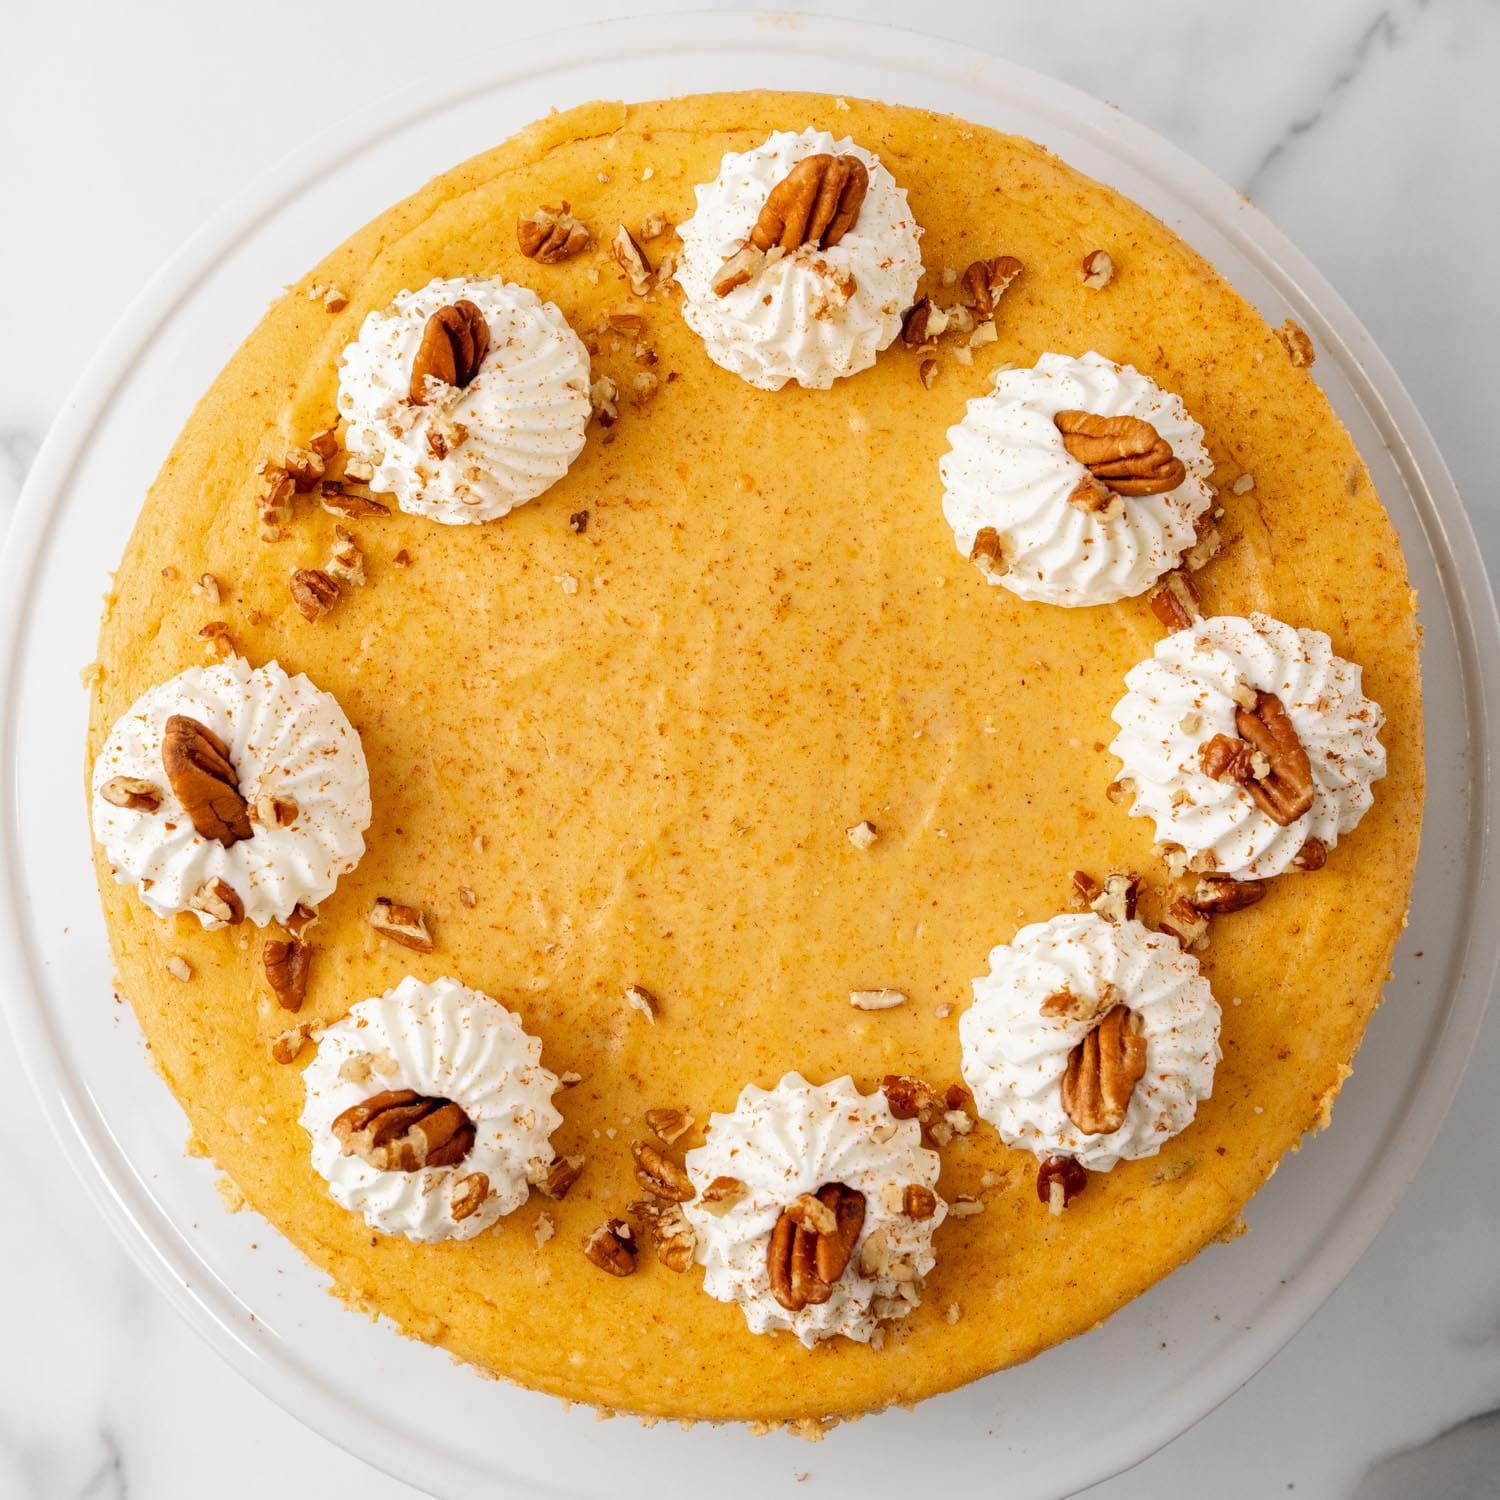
[91,657,371,928]
[1109,613,1386,880]
[675,129,922,390]
[337,276,592,524]
[940,351,1215,607]
[682,1073,946,1347]
[960,912,1222,1175]
[300,976,564,1242]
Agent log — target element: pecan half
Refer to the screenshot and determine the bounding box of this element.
[1037,1155,1088,1214]
[290,567,340,622]
[750,154,869,253]
[583,1218,637,1277]
[767,1182,866,1312]
[517,202,590,263]
[631,1139,695,1201]
[961,255,1023,317]
[368,897,435,952]
[161,715,251,845]
[1054,410,1186,497]
[331,1088,476,1171]
[263,937,311,1012]
[408,300,490,404]
[1234,691,1315,825]
[1060,1005,1147,1136]
[99,776,161,812]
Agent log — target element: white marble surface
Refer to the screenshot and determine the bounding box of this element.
[1,2,1497,1496]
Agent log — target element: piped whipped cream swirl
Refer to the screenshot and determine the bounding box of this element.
[1109,613,1386,879]
[337,276,592,524]
[300,976,563,1242]
[91,657,370,927]
[939,352,1214,606]
[682,1073,946,1346]
[960,913,1221,1173]
[675,130,922,391]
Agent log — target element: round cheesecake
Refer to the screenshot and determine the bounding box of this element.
[84,92,1423,1427]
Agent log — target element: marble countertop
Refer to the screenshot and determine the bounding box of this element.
[2,2,1497,1496]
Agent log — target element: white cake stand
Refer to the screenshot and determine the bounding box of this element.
[1,14,1495,1499]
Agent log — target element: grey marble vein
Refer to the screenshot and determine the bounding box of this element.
[76,1429,127,1500]
[1243,1,1427,198]
[1352,1402,1500,1498]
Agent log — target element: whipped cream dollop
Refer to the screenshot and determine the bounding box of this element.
[91,657,371,927]
[960,913,1221,1173]
[682,1073,946,1347]
[939,352,1215,607]
[1109,613,1387,880]
[675,129,923,391]
[300,976,563,1242]
[336,276,592,524]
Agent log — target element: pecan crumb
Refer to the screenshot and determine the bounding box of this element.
[165,955,193,983]
[270,1025,312,1065]
[368,897,435,952]
[850,988,907,1011]
[623,984,658,1022]
[569,510,590,534]
[846,820,878,850]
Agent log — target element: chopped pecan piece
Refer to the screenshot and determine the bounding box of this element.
[700,1175,745,1212]
[881,1074,940,1121]
[1061,1005,1147,1135]
[319,483,390,519]
[628,1198,697,1272]
[188,876,244,927]
[1292,837,1328,872]
[162,715,251,845]
[263,937,311,1012]
[1277,318,1316,367]
[284,447,325,492]
[1090,871,1140,925]
[903,1184,937,1220]
[1191,875,1268,914]
[451,1172,490,1222]
[1159,894,1210,950]
[961,255,1023,317]
[969,525,1007,580]
[644,1107,694,1145]
[767,1182,865,1311]
[1200,732,1259,784]
[1080,249,1114,289]
[368,897,435,952]
[1040,982,1118,1023]
[1150,572,1202,633]
[99,776,161,813]
[610,226,654,296]
[269,1025,311,1065]
[750,154,868,254]
[711,242,766,297]
[408,300,490,404]
[631,1140,695,1201]
[332,1088,475,1171]
[1037,1155,1088,1214]
[257,466,295,541]
[284,902,318,941]
[1234,691,1315,825]
[583,1219,637,1277]
[290,567,340,622]
[537,1154,585,1201]
[308,426,340,459]
[516,202,590,263]
[1055,410,1186,497]
[900,297,943,348]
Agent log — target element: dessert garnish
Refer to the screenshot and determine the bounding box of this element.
[1060,1005,1147,1135]
[1080,249,1114,289]
[644,1107,694,1145]
[767,1184,866,1312]
[290,567,340,622]
[631,1139,695,1201]
[1037,1155,1088,1214]
[408,299,490,404]
[332,1088,477,1171]
[1149,571,1202,632]
[583,1219,638,1276]
[368,897,435,952]
[1198,691,1315,825]
[752,153,869,253]
[961,255,1023,316]
[629,1199,698,1271]
[517,202,591,263]
[610,225,655,296]
[188,876,244,927]
[99,776,160,812]
[162,714,251,845]
[264,936,311,1011]
[1053,410,1187,506]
